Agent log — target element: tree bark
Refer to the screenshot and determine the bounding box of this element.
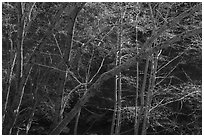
[115,5,123,134]
[134,3,140,135]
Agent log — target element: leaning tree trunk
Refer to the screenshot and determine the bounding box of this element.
[50,2,85,130]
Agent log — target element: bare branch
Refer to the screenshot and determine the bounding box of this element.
[159,28,202,50]
[34,63,66,73]
[53,34,63,57]
[150,90,200,112]
[88,57,106,84]
[156,51,185,73]
[156,61,180,86]
[144,3,201,50]
[50,4,202,135]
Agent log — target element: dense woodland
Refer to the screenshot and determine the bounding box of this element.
[2,2,202,135]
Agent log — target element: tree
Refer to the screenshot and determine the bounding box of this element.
[2,2,85,134]
[2,2,201,135]
[111,2,124,135]
[50,3,201,134]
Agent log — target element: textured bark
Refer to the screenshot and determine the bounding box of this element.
[136,57,150,135]
[111,57,119,134]
[142,51,158,135]
[139,4,157,134]
[134,60,139,134]
[134,3,140,135]
[115,5,123,134]
[52,71,66,128]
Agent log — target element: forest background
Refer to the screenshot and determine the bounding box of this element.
[2,2,202,135]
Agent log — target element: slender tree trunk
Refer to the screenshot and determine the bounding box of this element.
[63,3,85,66]
[134,60,139,134]
[115,5,123,134]
[142,49,160,134]
[134,3,140,135]
[140,4,161,134]
[135,57,150,135]
[111,30,120,133]
[111,4,123,134]
[116,72,122,134]
[141,57,153,135]
[74,108,81,135]
[3,49,17,124]
[52,71,66,128]
[111,74,118,134]
[26,68,41,134]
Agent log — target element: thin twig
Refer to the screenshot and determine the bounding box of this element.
[150,91,200,112]
[53,34,63,57]
[156,51,185,73]
[34,63,66,73]
[88,57,106,84]
[156,62,180,86]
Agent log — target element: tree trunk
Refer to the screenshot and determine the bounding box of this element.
[115,5,123,134]
[50,3,85,131]
[52,71,66,128]
[26,68,41,134]
[111,74,118,134]
[142,49,160,135]
[111,4,123,134]
[134,3,140,135]
[74,108,81,135]
[63,3,86,66]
